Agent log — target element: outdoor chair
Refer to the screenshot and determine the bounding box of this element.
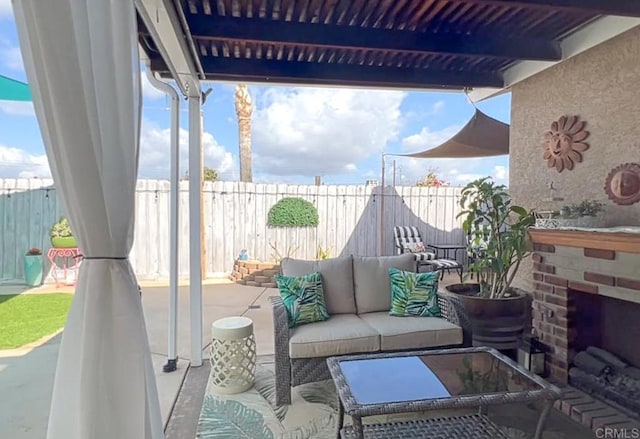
[393,226,463,280]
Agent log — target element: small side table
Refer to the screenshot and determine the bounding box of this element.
[47,247,82,288]
[210,316,257,395]
[426,243,467,262]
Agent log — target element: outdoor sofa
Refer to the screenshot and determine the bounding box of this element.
[269,253,472,405]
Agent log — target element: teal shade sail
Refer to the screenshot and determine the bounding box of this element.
[0,74,32,102]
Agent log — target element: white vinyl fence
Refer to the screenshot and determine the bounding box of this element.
[0,179,465,281]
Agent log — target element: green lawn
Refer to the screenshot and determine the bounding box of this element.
[0,293,73,349]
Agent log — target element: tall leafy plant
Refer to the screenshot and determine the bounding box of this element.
[457,177,535,299]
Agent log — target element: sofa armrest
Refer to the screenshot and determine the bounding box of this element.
[437,291,473,347]
[269,295,292,404]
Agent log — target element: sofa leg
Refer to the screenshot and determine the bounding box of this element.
[275,368,292,406]
[275,385,292,406]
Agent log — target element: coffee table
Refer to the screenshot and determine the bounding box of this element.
[327,346,561,439]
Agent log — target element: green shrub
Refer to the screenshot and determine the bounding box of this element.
[267,197,319,228]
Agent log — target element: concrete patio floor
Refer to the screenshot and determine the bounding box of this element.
[0,279,275,439]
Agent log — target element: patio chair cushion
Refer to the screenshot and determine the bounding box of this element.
[422,259,461,269]
[389,268,440,317]
[353,254,415,314]
[275,272,330,328]
[281,256,356,314]
[402,242,426,253]
[359,312,463,351]
[412,252,437,262]
[288,314,380,358]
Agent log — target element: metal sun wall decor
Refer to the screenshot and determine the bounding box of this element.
[543,115,590,172]
[604,163,640,206]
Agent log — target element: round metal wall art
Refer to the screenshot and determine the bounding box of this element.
[604,163,640,205]
[543,115,590,172]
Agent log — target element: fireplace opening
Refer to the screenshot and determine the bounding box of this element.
[568,289,640,417]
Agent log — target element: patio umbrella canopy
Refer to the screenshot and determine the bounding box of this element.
[402,109,509,159]
[0,74,31,101]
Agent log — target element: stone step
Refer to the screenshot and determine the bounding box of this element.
[253,275,272,283]
[262,282,277,288]
[262,269,279,277]
[258,262,279,270]
[245,281,260,287]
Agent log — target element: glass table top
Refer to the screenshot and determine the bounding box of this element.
[338,352,541,406]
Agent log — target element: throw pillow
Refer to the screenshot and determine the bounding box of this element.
[402,242,426,253]
[276,272,330,328]
[389,267,441,317]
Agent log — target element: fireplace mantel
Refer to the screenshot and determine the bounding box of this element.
[529,228,640,253]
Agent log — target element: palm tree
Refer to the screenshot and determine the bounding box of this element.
[234,84,253,182]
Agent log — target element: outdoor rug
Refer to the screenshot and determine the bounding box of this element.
[196,361,594,438]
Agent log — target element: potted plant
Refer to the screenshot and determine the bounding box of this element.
[535,199,604,229]
[24,247,44,286]
[445,177,536,350]
[50,216,77,248]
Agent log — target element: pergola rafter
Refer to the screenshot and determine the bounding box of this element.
[185,14,563,62]
[140,0,640,92]
[449,0,640,17]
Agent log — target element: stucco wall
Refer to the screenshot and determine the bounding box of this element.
[510,26,640,290]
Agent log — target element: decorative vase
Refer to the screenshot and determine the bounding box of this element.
[51,236,78,248]
[24,255,44,286]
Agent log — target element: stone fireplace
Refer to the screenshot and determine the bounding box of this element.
[529,228,640,428]
[529,229,640,381]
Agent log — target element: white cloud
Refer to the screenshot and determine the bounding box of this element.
[493,165,508,183]
[401,125,460,152]
[0,0,12,19]
[432,100,445,113]
[138,119,235,180]
[0,101,35,116]
[140,70,168,101]
[3,45,23,71]
[0,121,235,181]
[251,87,406,177]
[0,144,51,178]
[389,156,509,187]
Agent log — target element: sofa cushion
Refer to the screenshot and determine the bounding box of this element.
[353,254,415,314]
[289,314,380,358]
[281,256,356,314]
[276,272,330,328]
[359,311,462,351]
[389,268,440,317]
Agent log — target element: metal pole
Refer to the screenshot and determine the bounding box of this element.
[144,67,179,373]
[188,82,203,367]
[392,160,396,187]
[380,154,386,256]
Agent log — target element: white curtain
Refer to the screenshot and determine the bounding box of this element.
[13,1,163,438]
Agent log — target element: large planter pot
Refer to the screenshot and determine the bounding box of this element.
[51,236,77,248]
[24,255,44,286]
[445,283,528,351]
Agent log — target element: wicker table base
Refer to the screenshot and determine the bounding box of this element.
[340,414,510,439]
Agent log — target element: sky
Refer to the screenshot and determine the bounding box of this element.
[0,1,510,187]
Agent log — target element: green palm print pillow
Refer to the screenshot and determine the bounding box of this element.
[389,268,441,317]
[275,272,329,328]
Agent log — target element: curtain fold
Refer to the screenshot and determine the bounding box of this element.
[13,0,163,437]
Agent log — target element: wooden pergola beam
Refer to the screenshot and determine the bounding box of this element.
[450,0,640,17]
[161,56,505,89]
[187,15,562,61]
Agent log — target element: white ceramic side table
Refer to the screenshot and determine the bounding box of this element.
[210,316,257,394]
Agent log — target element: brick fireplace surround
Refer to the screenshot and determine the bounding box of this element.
[529,228,640,431]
